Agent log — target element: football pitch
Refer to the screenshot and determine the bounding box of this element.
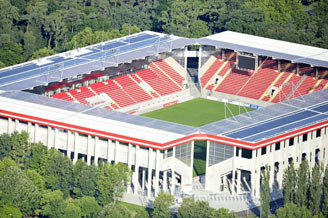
[142,98,254,177]
[142,98,254,127]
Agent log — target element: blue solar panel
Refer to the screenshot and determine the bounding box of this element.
[226,110,317,139]
[0,63,39,79]
[310,102,328,113]
[243,114,328,141]
[124,34,157,43]
[0,32,167,89]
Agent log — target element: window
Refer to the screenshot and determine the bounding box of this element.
[261,147,267,155]
[302,133,308,142]
[236,147,240,157]
[289,138,294,146]
[241,148,252,159]
[275,142,281,151]
[316,129,321,138]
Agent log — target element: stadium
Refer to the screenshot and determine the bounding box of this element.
[0,30,327,210]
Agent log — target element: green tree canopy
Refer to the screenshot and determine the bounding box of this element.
[0,166,40,215]
[153,191,174,218]
[96,162,131,205]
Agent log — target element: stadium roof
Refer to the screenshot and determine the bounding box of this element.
[198,31,328,68]
[200,89,328,145]
[0,31,327,150]
[0,89,327,150]
[0,31,194,91]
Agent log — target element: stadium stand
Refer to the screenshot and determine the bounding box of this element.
[51,59,185,110]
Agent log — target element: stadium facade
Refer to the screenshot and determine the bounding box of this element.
[0,31,328,204]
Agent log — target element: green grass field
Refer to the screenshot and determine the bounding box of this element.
[142,98,254,177]
[142,98,253,127]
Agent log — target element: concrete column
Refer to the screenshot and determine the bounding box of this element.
[163,170,168,192]
[34,123,38,143]
[66,131,72,158]
[142,169,145,192]
[251,170,256,197]
[14,119,19,132]
[278,60,281,71]
[127,144,132,193]
[269,164,275,190]
[171,147,176,195]
[190,141,194,183]
[134,145,140,194]
[94,137,99,166]
[47,127,51,149]
[222,49,225,60]
[316,67,319,78]
[231,146,236,195]
[73,132,79,164]
[27,122,32,140]
[54,128,58,149]
[296,63,300,75]
[184,46,188,70]
[198,45,202,79]
[114,141,118,163]
[255,169,261,198]
[154,149,160,196]
[87,135,92,165]
[236,169,241,195]
[147,148,153,198]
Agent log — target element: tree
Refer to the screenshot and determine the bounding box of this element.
[40,148,73,198]
[96,162,132,205]
[211,208,237,218]
[282,161,296,204]
[0,41,24,67]
[63,202,81,218]
[72,159,98,198]
[29,48,56,61]
[309,163,323,215]
[0,166,40,216]
[322,165,328,217]
[0,157,18,176]
[178,197,214,218]
[40,190,66,218]
[97,202,131,218]
[273,203,312,218]
[260,166,270,218]
[26,169,46,192]
[295,159,309,207]
[0,205,22,218]
[43,12,67,49]
[153,191,174,218]
[27,142,48,170]
[71,196,101,217]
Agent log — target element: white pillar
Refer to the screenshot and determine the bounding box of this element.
[73,132,79,164]
[134,145,140,194]
[14,119,19,132]
[184,47,188,70]
[198,45,202,80]
[114,141,118,163]
[127,144,132,193]
[147,148,153,198]
[54,128,58,149]
[171,147,176,195]
[27,122,32,141]
[236,169,241,195]
[142,168,146,192]
[154,149,160,196]
[7,118,12,134]
[94,137,99,166]
[47,127,51,149]
[87,135,92,165]
[66,131,72,158]
[34,124,38,143]
[231,146,236,195]
[163,150,168,192]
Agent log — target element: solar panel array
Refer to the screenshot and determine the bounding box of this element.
[0,32,193,91]
[200,89,328,142]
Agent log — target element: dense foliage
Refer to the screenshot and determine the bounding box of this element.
[279,159,328,218]
[0,0,327,69]
[0,131,138,218]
